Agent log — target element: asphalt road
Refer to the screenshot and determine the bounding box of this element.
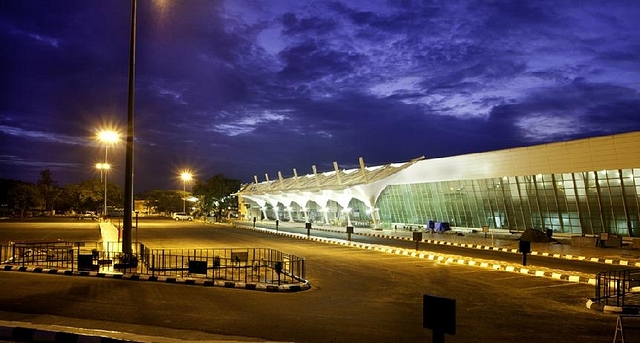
[0,218,621,342]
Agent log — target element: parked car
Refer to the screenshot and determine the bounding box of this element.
[77,211,98,220]
[172,212,193,221]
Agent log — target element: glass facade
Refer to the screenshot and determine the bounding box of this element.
[375,168,640,236]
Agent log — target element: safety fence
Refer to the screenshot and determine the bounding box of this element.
[1,241,306,286]
[0,241,101,271]
[138,245,306,285]
[594,268,640,308]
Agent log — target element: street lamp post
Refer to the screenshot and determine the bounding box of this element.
[180,172,192,213]
[123,0,137,256]
[97,130,119,218]
[95,162,111,216]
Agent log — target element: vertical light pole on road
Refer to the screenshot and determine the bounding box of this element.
[123,0,137,256]
[95,162,110,215]
[180,171,193,213]
[97,130,119,217]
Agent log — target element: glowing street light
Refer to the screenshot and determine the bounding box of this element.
[96,163,111,171]
[97,130,119,217]
[180,171,193,213]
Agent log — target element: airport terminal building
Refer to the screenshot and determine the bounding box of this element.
[236,131,640,237]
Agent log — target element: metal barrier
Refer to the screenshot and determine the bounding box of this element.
[1,241,105,271]
[595,269,640,307]
[139,246,306,285]
[1,242,306,286]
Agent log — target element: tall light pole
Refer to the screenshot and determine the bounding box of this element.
[123,0,137,256]
[97,130,119,217]
[95,162,111,215]
[180,171,192,213]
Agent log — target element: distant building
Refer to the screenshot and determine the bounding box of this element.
[236,131,640,236]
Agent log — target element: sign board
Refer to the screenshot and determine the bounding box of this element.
[482,226,489,233]
[518,240,531,254]
[188,260,207,274]
[423,294,456,335]
[413,231,423,241]
[77,254,94,271]
[231,252,249,263]
[346,226,354,234]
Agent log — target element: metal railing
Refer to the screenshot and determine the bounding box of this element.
[595,269,640,307]
[138,245,306,285]
[1,242,307,286]
[1,241,101,271]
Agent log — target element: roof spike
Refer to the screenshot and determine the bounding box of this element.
[253,175,259,184]
[359,157,368,182]
[264,173,270,182]
[312,165,320,188]
[293,168,299,189]
[278,171,284,190]
[333,161,342,184]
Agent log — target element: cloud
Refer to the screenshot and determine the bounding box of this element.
[0,154,79,168]
[0,124,88,145]
[210,109,290,136]
[2,0,640,191]
[5,25,60,48]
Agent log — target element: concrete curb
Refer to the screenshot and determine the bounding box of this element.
[0,325,133,342]
[312,227,640,267]
[585,298,640,314]
[0,265,310,293]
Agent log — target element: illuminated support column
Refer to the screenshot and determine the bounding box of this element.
[270,201,280,221]
[321,206,330,225]
[285,206,294,222]
[368,206,379,229]
[250,198,268,220]
[301,207,309,223]
[333,191,353,227]
[343,208,353,227]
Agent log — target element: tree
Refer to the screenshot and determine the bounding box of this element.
[66,179,103,212]
[37,169,59,215]
[192,174,241,221]
[106,181,124,210]
[136,189,183,215]
[8,182,39,217]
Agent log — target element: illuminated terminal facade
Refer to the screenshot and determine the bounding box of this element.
[236,131,640,236]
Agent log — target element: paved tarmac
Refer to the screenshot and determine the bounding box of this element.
[263,220,640,265]
[2,219,639,342]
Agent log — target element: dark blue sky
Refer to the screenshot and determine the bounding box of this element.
[2,0,640,192]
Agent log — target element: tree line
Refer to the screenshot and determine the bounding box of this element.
[0,169,241,219]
